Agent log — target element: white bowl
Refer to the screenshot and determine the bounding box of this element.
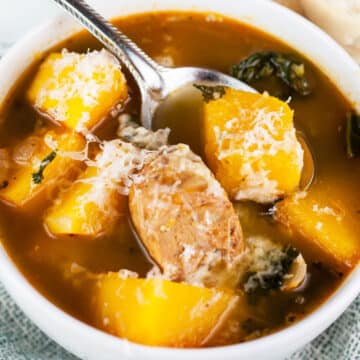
[0,1,359,359]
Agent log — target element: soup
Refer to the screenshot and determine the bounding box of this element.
[0,12,359,348]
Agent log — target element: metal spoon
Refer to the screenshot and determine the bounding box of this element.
[53,0,315,190]
[52,0,255,129]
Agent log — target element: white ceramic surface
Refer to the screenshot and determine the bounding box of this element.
[0,1,359,359]
[0,0,60,43]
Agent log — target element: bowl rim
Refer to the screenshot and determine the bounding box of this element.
[0,1,359,359]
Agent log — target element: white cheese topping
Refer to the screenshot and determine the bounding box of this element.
[77,140,156,213]
[35,49,123,129]
[215,104,303,203]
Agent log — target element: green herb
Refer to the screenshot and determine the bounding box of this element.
[193,84,226,103]
[346,111,360,158]
[282,245,299,273]
[245,245,299,292]
[230,51,311,97]
[286,314,297,323]
[32,150,57,184]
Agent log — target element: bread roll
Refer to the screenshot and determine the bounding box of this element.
[301,0,360,63]
[273,0,304,15]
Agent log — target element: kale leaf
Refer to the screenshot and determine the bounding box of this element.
[244,245,299,292]
[193,84,226,103]
[230,51,311,97]
[32,150,57,184]
[346,111,360,158]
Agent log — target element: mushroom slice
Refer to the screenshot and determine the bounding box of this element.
[282,254,307,291]
[129,144,244,288]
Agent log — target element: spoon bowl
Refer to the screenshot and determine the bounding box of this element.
[53,0,315,190]
[147,66,256,128]
[52,0,256,129]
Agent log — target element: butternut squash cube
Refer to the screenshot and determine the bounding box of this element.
[27,49,128,131]
[45,166,126,237]
[202,89,304,203]
[0,129,85,208]
[275,188,360,273]
[44,140,137,237]
[94,274,239,347]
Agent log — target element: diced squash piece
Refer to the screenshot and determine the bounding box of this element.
[94,274,239,347]
[44,140,139,237]
[202,89,304,203]
[45,166,126,237]
[0,129,85,208]
[275,187,360,273]
[27,49,128,131]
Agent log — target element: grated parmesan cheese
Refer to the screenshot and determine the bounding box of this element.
[242,236,302,292]
[117,114,170,150]
[76,140,156,216]
[214,107,303,203]
[312,203,343,221]
[315,222,323,231]
[27,49,128,131]
[204,89,304,203]
[118,269,139,279]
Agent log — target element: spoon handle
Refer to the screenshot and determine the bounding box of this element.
[52,0,164,93]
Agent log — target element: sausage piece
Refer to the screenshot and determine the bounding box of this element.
[129,144,244,288]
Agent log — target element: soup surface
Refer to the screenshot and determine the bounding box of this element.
[0,12,359,347]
